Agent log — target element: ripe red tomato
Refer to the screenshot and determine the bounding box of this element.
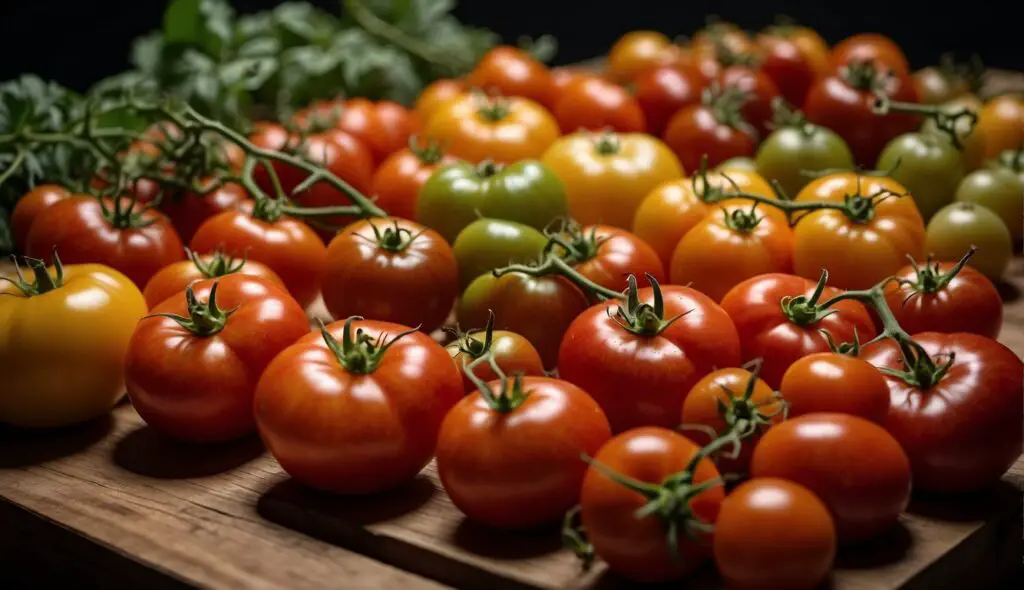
[254,318,463,494]
[719,274,878,388]
[24,196,184,289]
[371,140,458,221]
[466,46,555,109]
[829,33,911,78]
[446,318,546,393]
[126,275,309,442]
[557,223,666,292]
[861,332,1023,493]
[550,67,598,97]
[552,77,646,134]
[294,99,420,167]
[716,64,782,138]
[321,218,458,334]
[579,427,725,582]
[142,250,285,309]
[714,478,836,590]
[11,184,70,252]
[779,352,891,423]
[755,25,830,107]
[436,375,611,529]
[751,413,912,541]
[632,64,705,137]
[663,88,757,172]
[558,280,741,432]
[157,182,249,244]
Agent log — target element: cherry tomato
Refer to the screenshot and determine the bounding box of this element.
[559,223,665,292]
[877,132,964,221]
[414,78,466,124]
[580,427,725,582]
[751,413,911,541]
[714,478,836,590]
[296,98,420,166]
[465,46,555,107]
[913,65,971,106]
[371,140,458,224]
[720,273,878,388]
[446,317,546,394]
[606,31,675,83]
[923,94,985,170]
[552,76,645,134]
[828,33,910,77]
[452,218,548,289]
[157,182,250,244]
[975,95,1024,167]
[423,93,559,164]
[632,64,705,137]
[25,196,184,289]
[436,375,611,529]
[663,88,757,172]
[779,353,891,423]
[254,318,463,494]
[755,25,830,107]
[716,65,781,138]
[955,167,1023,243]
[558,281,741,433]
[755,120,854,198]
[190,202,326,309]
[142,250,285,309]
[541,131,683,230]
[793,173,926,289]
[925,202,1012,281]
[12,184,71,252]
[126,275,309,442]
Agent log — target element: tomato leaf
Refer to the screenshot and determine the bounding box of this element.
[163,0,233,60]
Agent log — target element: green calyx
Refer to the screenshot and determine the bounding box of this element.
[703,84,754,134]
[690,156,741,205]
[878,339,956,390]
[705,360,788,463]
[899,248,976,296]
[820,328,863,356]
[770,97,817,138]
[544,219,607,265]
[150,282,236,336]
[841,60,887,92]
[475,159,504,178]
[461,319,531,414]
[722,202,763,233]
[358,219,424,253]
[1,248,65,296]
[593,132,621,156]
[780,270,837,326]
[449,309,497,360]
[99,194,160,229]
[611,274,690,337]
[188,248,246,278]
[873,96,978,150]
[409,135,445,165]
[320,316,419,375]
[478,99,511,122]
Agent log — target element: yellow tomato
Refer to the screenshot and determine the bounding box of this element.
[423,92,559,164]
[0,259,146,427]
[542,131,683,231]
[607,31,674,83]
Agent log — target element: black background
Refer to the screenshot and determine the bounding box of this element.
[0,0,1022,91]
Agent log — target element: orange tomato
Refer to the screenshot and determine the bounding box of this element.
[975,94,1024,165]
[466,46,555,108]
[606,31,675,82]
[371,139,458,221]
[552,77,646,134]
[779,352,891,424]
[415,78,466,124]
[424,93,559,164]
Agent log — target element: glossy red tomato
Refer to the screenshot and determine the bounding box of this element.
[24,196,184,289]
[436,376,611,529]
[719,274,878,388]
[126,275,309,442]
[254,318,463,494]
[371,140,458,221]
[558,223,666,292]
[779,352,891,423]
[294,98,421,166]
[751,413,912,541]
[632,64,705,137]
[11,184,70,252]
[157,182,249,243]
[829,33,911,77]
[663,88,757,172]
[550,67,598,97]
[755,26,830,107]
[580,427,725,582]
[142,250,285,309]
[552,77,646,134]
[862,332,1023,493]
[717,65,782,138]
[466,45,555,109]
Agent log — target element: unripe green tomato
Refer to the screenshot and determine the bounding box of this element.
[877,132,964,221]
[452,218,548,289]
[954,168,1023,243]
[755,124,854,199]
[926,202,1012,281]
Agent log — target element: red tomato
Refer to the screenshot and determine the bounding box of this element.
[466,45,555,109]
[157,182,249,244]
[126,275,309,442]
[751,413,911,541]
[779,352,891,423]
[254,318,463,493]
[321,218,458,334]
[558,223,666,292]
[446,316,546,393]
[11,184,71,252]
[371,140,458,221]
[294,99,421,166]
[436,375,611,528]
[142,250,285,309]
[663,88,757,172]
[24,196,184,289]
[716,65,781,139]
[552,77,646,134]
[829,33,911,77]
[579,427,725,582]
[632,64,705,137]
[861,332,1023,493]
[558,280,741,432]
[550,67,598,96]
[755,26,831,107]
[719,274,878,388]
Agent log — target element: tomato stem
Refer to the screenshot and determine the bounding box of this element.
[447,309,496,359]
[357,219,424,253]
[320,316,421,375]
[147,282,236,336]
[492,255,624,301]
[900,247,977,295]
[463,352,531,413]
[408,135,445,165]
[543,219,607,265]
[475,159,503,178]
[0,248,65,296]
[779,269,838,326]
[610,274,692,337]
[561,506,595,570]
[188,248,247,278]
[820,327,863,356]
[872,96,978,150]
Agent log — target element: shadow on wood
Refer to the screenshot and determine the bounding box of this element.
[452,518,562,559]
[0,415,112,468]
[112,424,265,479]
[834,522,912,569]
[257,474,437,527]
[908,480,1023,523]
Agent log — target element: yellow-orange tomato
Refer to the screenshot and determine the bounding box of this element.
[541,131,683,230]
[465,46,555,109]
[793,173,925,289]
[975,94,1024,165]
[606,31,675,82]
[414,78,466,124]
[424,93,559,164]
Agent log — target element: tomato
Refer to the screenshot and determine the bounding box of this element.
[296,98,420,166]
[550,67,597,96]
[417,159,568,243]
[415,78,466,124]
[877,132,964,221]
[925,202,1012,281]
[606,31,674,83]
[755,25,830,107]
[24,196,184,289]
[142,250,285,309]
[828,33,910,77]
[804,63,918,167]
[371,140,458,222]
[423,92,559,164]
[579,427,725,582]
[865,333,1023,492]
[994,146,1024,186]
[883,255,1002,338]
[190,202,326,309]
[466,46,555,109]
[792,173,926,289]
[558,280,741,432]
[720,273,878,388]
[974,94,1024,164]
[632,65,705,137]
[126,275,308,442]
[158,182,249,243]
[913,65,971,106]
[663,88,757,172]
[0,256,146,427]
[437,375,611,529]
[670,201,795,301]
[716,65,782,138]
[922,94,985,170]
[714,478,836,590]
[557,223,665,292]
[452,218,548,289]
[954,167,1024,243]
[322,218,457,334]
[717,156,758,171]
[542,131,683,230]
[446,314,546,393]
[692,20,755,58]
[11,184,70,252]
[779,353,890,423]
[755,120,854,198]
[751,413,911,541]
[552,76,645,134]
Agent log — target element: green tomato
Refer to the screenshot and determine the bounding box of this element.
[452,218,549,289]
[416,160,568,243]
[992,148,1024,187]
[716,157,758,172]
[926,202,1012,281]
[755,124,854,198]
[878,132,964,221]
[954,168,1023,243]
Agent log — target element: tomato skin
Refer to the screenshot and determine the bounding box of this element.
[754,124,855,198]
[452,218,548,289]
[877,132,964,221]
[12,184,70,252]
[142,255,284,310]
[571,225,665,292]
[756,27,830,107]
[779,353,891,423]
[716,65,781,138]
[447,330,546,393]
[371,146,458,222]
[663,103,756,172]
[558,285,741,433]
[580,427,725,582]
[828,33,910,77]
[720,274,878,389]
[190,203,326,309]
[552,77,645,134]
[25,197,185,289]
[883,261,1002,339]
[321,218,458,334]
[861,333,1023,493]
[542,132,683,230]
[415,78,466,124]
[925,202,1012,281]
[466,46,555,109]
[158,182,250,244]
[751,413,911,541]
[0,263,147,428]
[334,99,420,166]
[126,275,309,442]
[632,65,705,137]
[607,31,674,83]
[975,95,1024,168]
[436,376,611,529]
[714,478,836,590]
[954,167,1023,244]
[254,319,463,494]
[913,67,970,106]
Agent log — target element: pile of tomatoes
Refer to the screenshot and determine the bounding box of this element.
[2,19,1024,590]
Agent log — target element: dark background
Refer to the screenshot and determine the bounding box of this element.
[1,0,1022,91]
